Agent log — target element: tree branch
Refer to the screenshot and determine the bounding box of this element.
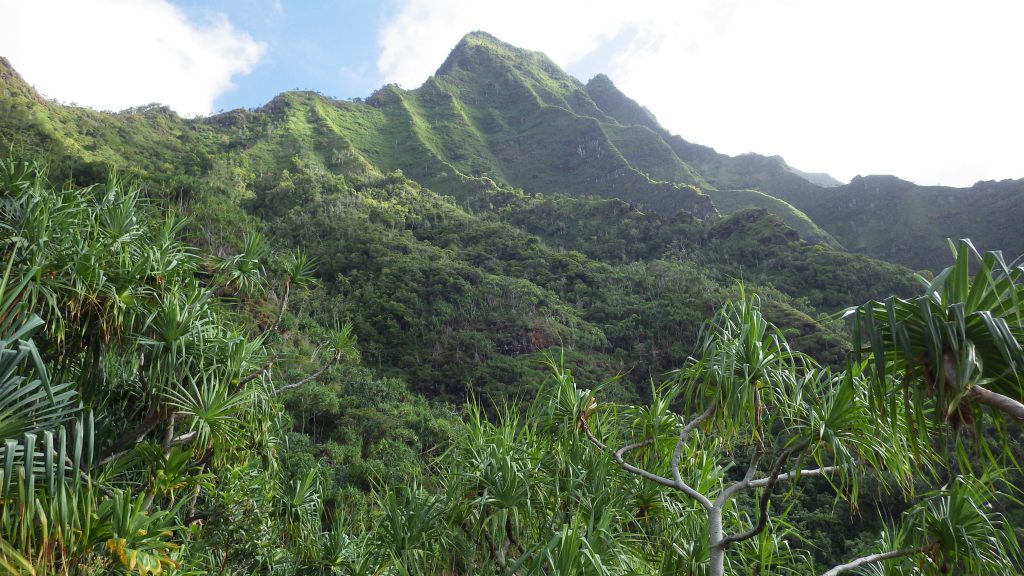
[748,465,840,488]
[580,417,684,493]
[615,438,655,461]
[64,455,114,497]
[97,415,203,467]
[969,385,1024,421]
[169,431,197,446]
[264,279,290,337]
[719,442,808,548]
[97,405,170,465]
[671,402,717,510]
[717,448,761,506]
[581,401,718,509]
[580,417,608,452]
[162,413,176,453]
[276,349,342,393]
[820,545,926,576]
[236,357,274,389]
[612,438,682,491]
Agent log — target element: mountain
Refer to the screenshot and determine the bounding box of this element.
[345,31,1024,270]
[2,30,1015,396]
[0,39,921,401]
[762,174,1024,270]
[2,33,1015,573]
[5,32,1021,273]
[788,165,843,188]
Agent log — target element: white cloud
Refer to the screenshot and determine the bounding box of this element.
[0,0,265,116]
[378,0,1024,186]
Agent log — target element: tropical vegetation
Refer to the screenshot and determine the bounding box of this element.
[1,30,1022,575]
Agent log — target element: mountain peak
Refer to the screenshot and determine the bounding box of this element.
[435,31,566,82]
[585,73,661,132]
[848,174,915,189]
[0,56,44,103]
[461,30,503,43]
[436,31,509,77]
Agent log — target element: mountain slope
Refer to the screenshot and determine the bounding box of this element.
[761,174,1024,270]
[0,47,921,399]
[581,61,1024,270]
[583,71,839,245]
[6,32,1022,272]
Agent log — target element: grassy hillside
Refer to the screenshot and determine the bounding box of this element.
[7,29,1022,274]
[703,188,838,245]
[764,174,1024,270]
[0,49,921,402]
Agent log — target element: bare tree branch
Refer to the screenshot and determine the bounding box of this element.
[717,448,761,506]
[580,417,608,452]
[671,402,718,510]
[748,465,840,488]
[162,413,176,453]
[264,279,290,337]
[583,401,720,509]
[169,431,197,446]
[615,438,655,461]
[614,449,685,491]
[236,357,274,389]
[277,349,342,393]
[98,405,170,465]
[820,545,927,576]
[969,385,1024,421]
[64,455,114,497]
[580,417,681,492]
[719,442,808,548]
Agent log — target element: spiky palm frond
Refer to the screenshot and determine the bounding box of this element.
[163,377,252,455]
[677,292,804,445]
[216,231,269,297]
[846,239,1024,450]
[0,255,79,453]
[853,475,1022,575]
[283,249,318,290]
[104,490,182,575]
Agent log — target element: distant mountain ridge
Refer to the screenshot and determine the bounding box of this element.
[2,32,1022,271]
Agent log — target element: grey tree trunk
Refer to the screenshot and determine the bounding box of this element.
[708,507,725,576]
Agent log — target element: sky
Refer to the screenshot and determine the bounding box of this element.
[0,0,1021,187]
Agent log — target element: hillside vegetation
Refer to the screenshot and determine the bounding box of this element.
[1,30,1022,575]
[0,42,924,399]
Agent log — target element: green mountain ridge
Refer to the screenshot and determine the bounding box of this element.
[0,30,1012,384]
[771,174,1024,270]
[0,41,918,401]
[5,31,1019,274]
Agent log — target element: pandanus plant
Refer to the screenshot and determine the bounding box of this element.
[0,158,342,574]
[846,239,1024,446]
[572,291,1020,575]
[0,259,184,574]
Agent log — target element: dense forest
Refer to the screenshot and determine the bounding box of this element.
[1,31,1023,575]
